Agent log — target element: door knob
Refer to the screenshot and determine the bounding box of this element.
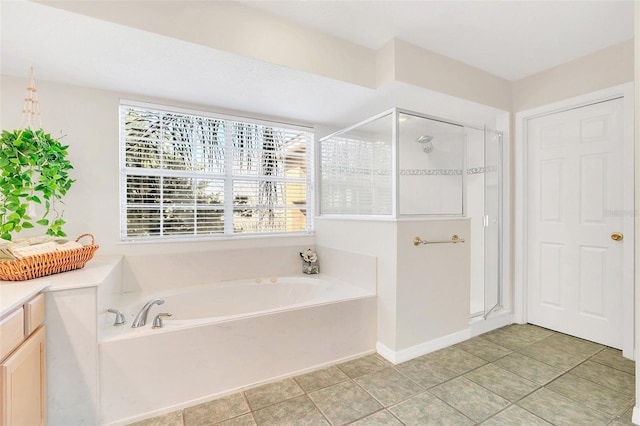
[611,232,624,241]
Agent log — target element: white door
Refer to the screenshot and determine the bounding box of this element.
[526,98,627,348]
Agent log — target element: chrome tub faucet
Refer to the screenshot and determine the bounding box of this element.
[131,298,165,328]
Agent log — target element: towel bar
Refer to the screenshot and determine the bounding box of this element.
[413,235,465,246]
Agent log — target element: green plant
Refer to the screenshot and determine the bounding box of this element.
[0,128,74,240]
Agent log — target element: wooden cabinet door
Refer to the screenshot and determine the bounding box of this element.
[0,326,46,426]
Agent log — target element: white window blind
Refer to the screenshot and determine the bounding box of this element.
[120,102,313,240]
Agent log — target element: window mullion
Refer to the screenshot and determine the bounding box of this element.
[223,120,234,235]
[159,112,165,237]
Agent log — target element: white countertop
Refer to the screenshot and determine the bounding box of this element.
[0,280,49,316]
[0,255,122,316]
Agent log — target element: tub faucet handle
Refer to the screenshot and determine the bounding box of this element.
[107,308,126,326]
[152,312,172,329]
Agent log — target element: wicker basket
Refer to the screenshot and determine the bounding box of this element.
[0,234,99,281]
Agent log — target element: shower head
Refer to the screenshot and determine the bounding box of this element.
[417,135,434,153]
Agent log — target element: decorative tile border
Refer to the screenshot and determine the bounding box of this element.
[321,166,497,177]
[399,166,498,176]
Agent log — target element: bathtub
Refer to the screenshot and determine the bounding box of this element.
[98,275,377,425]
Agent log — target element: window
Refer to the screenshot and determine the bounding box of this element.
[120,101,313,240]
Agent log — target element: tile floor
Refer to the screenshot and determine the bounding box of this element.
[129,324,635,426]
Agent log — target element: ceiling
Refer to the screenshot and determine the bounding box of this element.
[242,0,635,82]
[0,1,634,130]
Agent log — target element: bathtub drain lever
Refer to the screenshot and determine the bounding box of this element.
[152,312,173,329]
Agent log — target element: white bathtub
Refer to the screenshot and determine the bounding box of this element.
[98,276,377,425]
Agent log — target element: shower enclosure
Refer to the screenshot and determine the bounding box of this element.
[319,108,502,319]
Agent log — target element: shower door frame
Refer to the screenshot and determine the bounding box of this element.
[483,128,503,319]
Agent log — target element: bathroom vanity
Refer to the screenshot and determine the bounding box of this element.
[0,283,48,426]
[0,255,122,426]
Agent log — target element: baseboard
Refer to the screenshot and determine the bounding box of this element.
[469,310,513,336]
[376,328,472,364]
[631,406,640,425]
[376,312,515,365]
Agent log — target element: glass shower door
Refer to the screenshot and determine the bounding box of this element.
[484,129,502,318]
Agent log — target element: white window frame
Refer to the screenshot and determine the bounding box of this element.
[119,100,314,241]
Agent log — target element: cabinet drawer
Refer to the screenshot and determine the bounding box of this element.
[25,294,45,336]
[0,309,25,361]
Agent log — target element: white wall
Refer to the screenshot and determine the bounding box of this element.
[395,219,471,350]
[512,40,633,112]
[391,39,512,111]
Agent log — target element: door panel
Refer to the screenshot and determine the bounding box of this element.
[527,98,624,348]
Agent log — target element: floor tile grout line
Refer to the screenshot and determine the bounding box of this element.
[587,354,637,376]
[240,391,257,426]
[305,390,335,426]
[421,387,486,425]
[529,384,619,423]
[353,369,427,409]
[564,351,636,396]
[505,400,553,426]
[293,374,352,395]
